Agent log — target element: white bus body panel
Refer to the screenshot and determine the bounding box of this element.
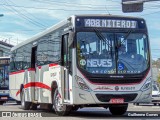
[71,68,152,104]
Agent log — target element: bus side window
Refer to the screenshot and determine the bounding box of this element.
[62,34,69,67]
[23,44,32,69]
[69,47,72,74]
[37,38,48,66]
[15,47,24,71]
[48,31,61,64]
[10,51,16,72]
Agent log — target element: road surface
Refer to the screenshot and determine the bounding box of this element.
[0,102,160,120]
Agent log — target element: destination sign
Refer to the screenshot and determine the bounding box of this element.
[0,59,9,65]
[84,19,137,28]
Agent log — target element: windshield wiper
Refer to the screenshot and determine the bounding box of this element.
[121,30,132,44]
[93,28,111,47]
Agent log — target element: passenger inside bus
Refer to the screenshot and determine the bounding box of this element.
[118,40,146,72]
[118,44,126,56]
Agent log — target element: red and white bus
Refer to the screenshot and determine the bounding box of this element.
[9,15,152,115]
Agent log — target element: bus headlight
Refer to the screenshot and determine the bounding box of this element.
[75,75,90,91]
[141,77,152,91]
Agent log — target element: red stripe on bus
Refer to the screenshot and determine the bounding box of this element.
[9,70,25,75]
[38,66,41,69]
[16,90,21,96]
[28,68,35,71]
[16,82,51,96]
[49,63,58,67]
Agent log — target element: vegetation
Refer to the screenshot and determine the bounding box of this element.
[157,74,160,85]
[152,58,160,85]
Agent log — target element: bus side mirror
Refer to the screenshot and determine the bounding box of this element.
[122,0,143,13]
[68,31,74,47]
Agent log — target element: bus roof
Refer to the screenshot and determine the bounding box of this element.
[74,14,144,19]
[11,18,69,51]
[11,14,144,51]
[0,57,10,59]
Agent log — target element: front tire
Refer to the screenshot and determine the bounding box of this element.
[53,88,72,116]
[20,88,31,110]
[109,104,128,115]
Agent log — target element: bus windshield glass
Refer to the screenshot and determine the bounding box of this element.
[0,59,9,89]
[77,31,149,74]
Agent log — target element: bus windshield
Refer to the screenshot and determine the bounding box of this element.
[0,59,9,89]
[77,31,149,74]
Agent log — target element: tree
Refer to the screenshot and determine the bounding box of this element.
[157,74,160,85]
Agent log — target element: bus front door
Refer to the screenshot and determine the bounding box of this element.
[31,46,38,102]
[61,34,70,102]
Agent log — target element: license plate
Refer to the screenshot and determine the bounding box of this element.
[110,98,124,104]
[1,97,8,100]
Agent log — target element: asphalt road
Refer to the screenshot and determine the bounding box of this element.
[0,102,160,120]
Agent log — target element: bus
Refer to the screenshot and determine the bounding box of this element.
[0,57,10,105]
[9,15,152,115]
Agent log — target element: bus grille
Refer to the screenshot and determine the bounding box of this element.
[95,93,138,102]
[88,77,143,84]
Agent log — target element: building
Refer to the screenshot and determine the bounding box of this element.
[0,41,14,57]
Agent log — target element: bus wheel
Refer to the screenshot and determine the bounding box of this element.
[20,88,31,110]
[103,106,109,109]
[16,101,21,105]
[30,103,37,110]
[109,104,128,115]
[47,104,54,112]
[0,101,4,105]
[72,106,79,111]
[53,88,72,116]
[154,103,157,106]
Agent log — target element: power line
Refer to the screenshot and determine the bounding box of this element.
[141,10,160,16]
[0,3,120,11]
[31,0,119,7]
[4,0,47,28]
[7,0,49,27]
[1,0,47,28]
[105,0,111,15]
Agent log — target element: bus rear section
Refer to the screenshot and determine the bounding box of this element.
[9,15,152,116]
[0,57,11,105]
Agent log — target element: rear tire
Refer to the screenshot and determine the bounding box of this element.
[16,101,21,105]
[0,101,4,105]
[72,106,79,111]
[30,103,37,110]
[136,103,139,106]
[47,104,54,112]
[103,106,109,109]
[109,104,128,115]
[53,88,72,116]
[20,88,31,110]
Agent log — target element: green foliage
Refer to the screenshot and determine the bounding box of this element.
[157,74,160,85]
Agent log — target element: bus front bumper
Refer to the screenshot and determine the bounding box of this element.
[73,87,152,104]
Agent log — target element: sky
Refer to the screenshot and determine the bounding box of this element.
[0,0,160,59]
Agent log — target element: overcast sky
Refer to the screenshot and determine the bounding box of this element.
[0,0,160,59]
